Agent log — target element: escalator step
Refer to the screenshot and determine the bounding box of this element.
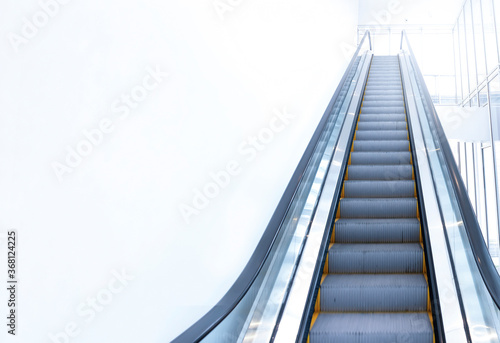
[364,90,403,96]
[361,107,405,114]
[350,152,411,165]
[359,114,406,122]
[357,121,407,130]
[343,180,415,198]
[339,198,417,218]
[347,165,413,180]
[334,218,421,243]
[363,95,404,102]
[362,100,404,107]
[328,243,423,273]
[353,140,409,152]
[310,313,433,343]
[320,274,428,312]
[355,130,408,140]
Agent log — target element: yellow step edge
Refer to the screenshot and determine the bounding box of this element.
[307,312,320,343]
[428,312,436,343]
[314,289,321,312]
[323,244,333,274]
[331,219,338,243]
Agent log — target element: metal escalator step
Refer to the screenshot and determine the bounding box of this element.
[343,180,415,197]
[310,313,433,343]
[365,84,402,89]
[347,165,413,180]
[367,80,401,84]
[328,243,423,273]
[352,140,409,152]
[361,107,405,114]
[368,79,401,83]
[359,114,406,122]
[364,90,403,96]
[369,71,400,74]
[369,70,399,73]
[357,121,407,130]
[362,100,404,107]
[334,218,421,243]
[350,152,411,165]
[366,85,402,92]
[366,77,400,80]
[339,198,417,218]
[355,130,408,140]
[363,95,403,102]
[320,274,428,312]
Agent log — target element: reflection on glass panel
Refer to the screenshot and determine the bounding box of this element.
[465,1,478,93]
[473,0,487,82]
[483,0,499,74]
[459,12,470,99]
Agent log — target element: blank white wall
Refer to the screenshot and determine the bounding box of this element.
[0,0,358,341]
[358,0,463,25]
[436,105,490,142]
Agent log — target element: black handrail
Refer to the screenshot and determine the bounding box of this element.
[172,31,373,343]
[400,30,500,309]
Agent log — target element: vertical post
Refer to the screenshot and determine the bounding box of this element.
[457,19,465,103]
[453,26,459,104]
[472,142,478,212]
[485,79,500,258]
[490,0,500,63]
[463,5,472,105]
[465,142,469,191]
[470,0,480,104]
[481,143,490,248]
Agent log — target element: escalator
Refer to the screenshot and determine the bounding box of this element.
[172,31,500,343]
[309,55,434,342]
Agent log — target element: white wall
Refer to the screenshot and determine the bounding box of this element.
[0,0,359,342]
[436,105,491,142]
[358,0,463,25]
